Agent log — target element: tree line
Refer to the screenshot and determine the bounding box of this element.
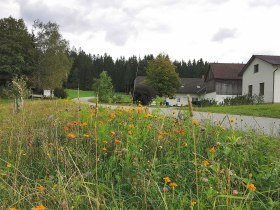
[0,16,209,96]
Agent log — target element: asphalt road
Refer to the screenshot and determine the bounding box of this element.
[73,97,280,138]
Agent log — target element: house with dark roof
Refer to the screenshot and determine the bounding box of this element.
[239,55,280,103]
[134,76,205,106]
[204,63,245,103]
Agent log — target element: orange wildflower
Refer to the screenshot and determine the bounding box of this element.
[37,184,45,191]
[209,147,216,153]
[202,160,209,166]
[67,122,74,127]
[102,147,107,151]
[247,183,256,191]
[35,204,45,210]
[115,139,121,144]
[163,177,171,183]
[73,121,78,125]
[176,129,184,133]
[169,182,178,187]
[80,122,87,127]
[9,208,17,210]
[68,133,76,139]
[63,126,69,131]
[111,131,116,135]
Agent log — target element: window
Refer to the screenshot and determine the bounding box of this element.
[254,64,259,73]
[192,98,198,102]
[248,85,253,96]
[259,82,264,96]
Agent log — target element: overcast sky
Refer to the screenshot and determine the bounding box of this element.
[1,0,280,63]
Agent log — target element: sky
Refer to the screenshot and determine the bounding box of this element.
[1,0,280,63]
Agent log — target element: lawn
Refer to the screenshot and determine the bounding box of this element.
[66,88,95,99]
[194,104,280,118]
[0,100,279,209]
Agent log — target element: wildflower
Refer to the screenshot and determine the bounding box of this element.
[191,119,199,125]
[232,189,239,195]
[111,131,116,135]
[202,177,209,182]
[37,184,45,191]
[115,139,121,144]
[103,141,108,144]
[6,163,12,168]
[63,126,69,131]
[162,187,168,192]
[73,121,78,125]
[80,122,87,127]
[144,113,153,118]
[169,182,178,187]
[163,177,171,183]
[102,147,107,151]
[172,111,176,115]
[229,117,235,123]
[35,204,45,210]
[83,134,90,138]
[176,129,184,133]
[146,125,151,129]
[128,130,132,135]
[247,183,256,191]
[67,122,74,127]
[68,133,76,139]
[128,124,135,128]
[209,147,216,153]
[202,160,209,166]
[9,208,17,210]
[191,198,197,206]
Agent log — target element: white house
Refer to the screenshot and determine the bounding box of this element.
[239,55,280,103]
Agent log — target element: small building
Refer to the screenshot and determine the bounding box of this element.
[204,63,245,104]
[239,55,280,103]
[134,76,205,106]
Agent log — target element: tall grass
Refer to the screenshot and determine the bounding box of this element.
[0,100,279,209]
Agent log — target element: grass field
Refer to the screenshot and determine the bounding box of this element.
[66,89,96,99]
[0,100,279,209]
[194,104,280,118]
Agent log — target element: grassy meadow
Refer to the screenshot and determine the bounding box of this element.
[66,89,96,99]
[0,100,279,209]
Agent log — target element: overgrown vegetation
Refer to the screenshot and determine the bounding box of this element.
[0,100,279,209]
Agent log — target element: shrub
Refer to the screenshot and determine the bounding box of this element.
[223,94,263,106]
[133,84,156,105]
[196,98,217,107]
[54,87,68,99]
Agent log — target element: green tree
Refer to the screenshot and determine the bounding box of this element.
[32,20,72,90]
[0,17,37,84]
[92,71,114,103]
[146,53,181,97]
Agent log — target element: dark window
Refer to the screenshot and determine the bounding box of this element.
[254,64,259,73]
[248,85,253,96]
[259,82,264,96]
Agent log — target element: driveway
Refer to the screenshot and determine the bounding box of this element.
[73,97,280,138]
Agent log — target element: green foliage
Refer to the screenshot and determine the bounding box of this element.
[0,17,37,81]
[66,89,95,99]
[1,76,30,99]
[92,71,114,103]
[32,20,72,89]
[146,53,181,97]
[54,87,68,99]
[0,100,279,209]
[133,84,156,105]
[155,96,165,107]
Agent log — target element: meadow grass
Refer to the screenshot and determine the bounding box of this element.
[194,104,280,118]
[0,100,279,209]
[66,89,95,99]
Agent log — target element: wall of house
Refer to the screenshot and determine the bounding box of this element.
[242,58,276,103]
[216,80,242,95]
[166,93,202,106]
[205,79,215,93]
[274,68,280,103]
[204,92,239,104]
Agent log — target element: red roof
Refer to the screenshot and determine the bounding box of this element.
[208,63,245,80]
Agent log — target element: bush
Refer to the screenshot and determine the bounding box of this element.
[54,88,68,99]
[196,98,217,107]
[223,94,263,106]
[133,84,156,105]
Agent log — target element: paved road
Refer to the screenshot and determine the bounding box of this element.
[73,97,280,138]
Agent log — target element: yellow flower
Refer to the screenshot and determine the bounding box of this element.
[67,133,76,139]
[144,114,153,118]
[6,163,12,168]
[103,141,108,144]
[229,118,235,123]
[191,119,199,125]
[83,134,90,138]
[146,125,151,129]
[169,182,178,187]
[247,183,256,191]
[111,131,116,135]
[35,204,45,210]
[163,177,171,183]
[128,130,132,135]
[209,147,216,153]
[37,184,45,191]
[191,198,197,206]
[9,208,17,210]
[202,160,209,166]
[102,147,107,151]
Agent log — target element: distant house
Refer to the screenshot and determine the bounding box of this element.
[204,63,245,104]
[239,55,280,103]
[134,76,205,106]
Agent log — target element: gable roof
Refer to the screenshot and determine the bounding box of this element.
[134,76,205,94]
[206,63,245,80]
[239,55,280,75]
